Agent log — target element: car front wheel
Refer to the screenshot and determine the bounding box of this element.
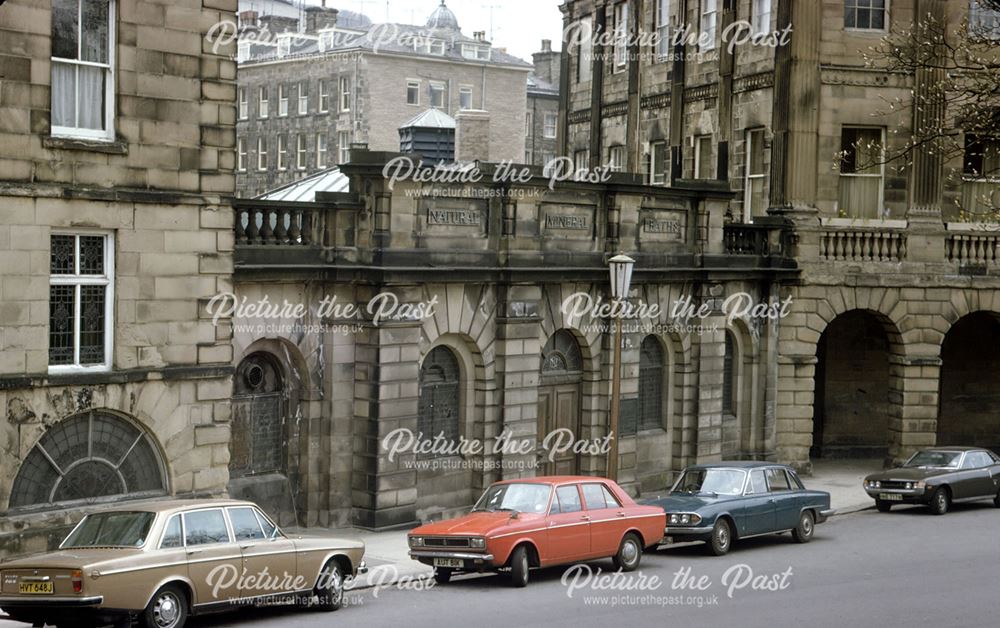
[143,584,188,628]
[930,487,950,515]
[705,519,732,556]
[314,561,345,611]
[509,545,529,588]
[875,499,892,513]
[792,510,814,543]
[612,533,642,572]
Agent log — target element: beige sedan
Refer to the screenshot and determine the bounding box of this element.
[0,499,366,628]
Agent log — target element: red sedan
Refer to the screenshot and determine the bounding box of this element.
[407,476,665,586]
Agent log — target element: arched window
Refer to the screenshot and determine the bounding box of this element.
[638,336,665,432]
[418,346,461,451]
[723,331,737,416]
[9,410,166,510]
[541,329,583,375]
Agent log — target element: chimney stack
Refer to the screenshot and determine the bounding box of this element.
[305,5,339,33]
[238,10,259,28]
[532,39,561,85]
[541,39,551,52]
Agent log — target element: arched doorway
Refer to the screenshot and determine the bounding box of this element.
[538,330,583,475]
[230,353,287,478]
[418,346,461,444]
[9,410,167,510]
[812,310,893,459]
[938,312,1000,450]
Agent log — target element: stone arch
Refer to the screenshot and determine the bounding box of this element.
[812,308,905,460]
[8,408,169,512]
[937,310,1000,450]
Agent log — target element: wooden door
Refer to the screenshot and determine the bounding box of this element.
[537,383,581,475]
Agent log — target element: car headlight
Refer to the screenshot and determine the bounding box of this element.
[905,482,913,490]
[914,481,926,490]
[409,536,424,547]
[668,513,701,526]
[865,480,881,489]
[470,537,486,549]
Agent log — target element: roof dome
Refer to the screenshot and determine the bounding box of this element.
[426,0,459,30]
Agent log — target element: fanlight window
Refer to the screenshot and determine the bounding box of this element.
[541,330,583,374]
[9,411,166,510]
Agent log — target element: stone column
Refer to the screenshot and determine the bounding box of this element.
[888,355,941,466]
[695,283,727,462]
[773,353,817,473]
[494,286,542,478]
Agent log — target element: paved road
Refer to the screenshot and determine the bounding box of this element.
[4,502,999,628]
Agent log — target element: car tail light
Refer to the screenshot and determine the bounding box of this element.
[71,570,83,593]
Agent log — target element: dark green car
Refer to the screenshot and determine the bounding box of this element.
[863,447,1000,515]
[641,462,833,556]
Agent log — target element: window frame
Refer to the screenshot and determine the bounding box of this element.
[338,130,350,164]
[751,0,772,35]
[406,79,421,106]
[743,127,767,222]
[237,137,247,172]
[238,87,248,120]
[295,133,307,170]
[278,84,289,117]
[182,508,233,547]
[700,0,718,52]
[318,80,329,113]
[50,0,117,141]
[543,112,558,139]
[459,85,473,110]
[316,132,327,168]
[609,145,625,172]
[844,0,889,32]
[258,86,269,118]
[655,0,672,60]
[838,125,886,218]
[339,76,351,112]
[297,81,308,115]
[613,2,629,71]
[256,136,267,171]
[694,134,713,179]
[48,231,115,374]
[649,140,667,185]
[277,134,288,171]
[429,81,446,109]
[969,0,1000,39]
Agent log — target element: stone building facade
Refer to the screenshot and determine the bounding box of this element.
[526,39,560,167]
[0,0,236,554]
[231,147,796,527]
[558,0,1000,471]
[235,2,531,197]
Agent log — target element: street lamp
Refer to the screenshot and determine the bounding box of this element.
[607,253,634,482]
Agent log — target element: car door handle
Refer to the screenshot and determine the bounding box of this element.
[768,499,776,504]
[239,543,255,550]
[580,515,591,521]
[186,548,203,556]
[616,511,627,517]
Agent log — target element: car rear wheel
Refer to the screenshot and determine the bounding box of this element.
[875,499,892,513]
[433,568,453,584]
[930,487,950,515]
[705,519,732,556]
[313,561,345,611]
[612,533,642,572]
[792,510,814,543]
[142,583,188,628]
[509,545,529,588]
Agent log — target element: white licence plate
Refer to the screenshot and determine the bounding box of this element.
[879,493,903,501]
[433,558,463,568]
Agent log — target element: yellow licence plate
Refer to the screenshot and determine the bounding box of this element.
[18,582,53,594]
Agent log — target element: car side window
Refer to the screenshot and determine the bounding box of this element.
[967,452,991,468]
[184,509,231,546]
[554,485,582,514]
[159,514,183,549]
[748,469,768,494]
[601,484,622,508]
[766,468,791,492]
[228,507,265,541]
[254,509,278,539]
[582,484,610,510]
[961,454,978,469]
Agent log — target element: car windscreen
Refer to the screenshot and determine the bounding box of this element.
[904,450,961,468]
[672,469,747,496]
[62,511,155,548]
[472,483,551,514]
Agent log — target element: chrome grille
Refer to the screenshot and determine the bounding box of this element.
[424,537,470,548]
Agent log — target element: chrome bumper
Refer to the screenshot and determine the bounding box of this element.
[409,550,495,561]
[357,560,369,575]
[0,595,104,608]
[663,525,713,536]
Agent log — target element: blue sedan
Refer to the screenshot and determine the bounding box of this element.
[642,462,834,556]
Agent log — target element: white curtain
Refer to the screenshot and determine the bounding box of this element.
[78,65,104,130]
[51,62,76,128]
[839,176,881,219]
